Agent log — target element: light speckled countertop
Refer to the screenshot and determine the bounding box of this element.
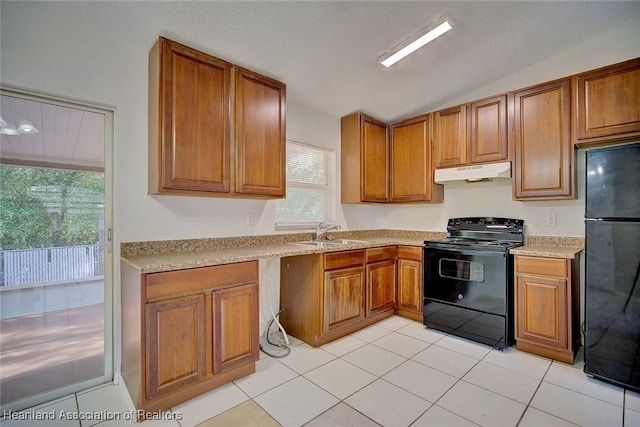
[121,230,444,273]
[511,235,584,259]
[121,231,585,273]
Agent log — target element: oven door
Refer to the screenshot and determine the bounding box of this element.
[424,246,507,315]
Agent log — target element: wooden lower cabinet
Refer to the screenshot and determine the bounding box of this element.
[213,283,259,373]
[366,247,397,316]
[324,266,366,330]
[514,255,580,364]
[280,248,395,347]
[122,261,259,419]
[395,246,423,321]
[145,294,207,400]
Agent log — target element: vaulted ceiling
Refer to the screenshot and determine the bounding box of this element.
[1,1,639,169]
[8,1,638,123]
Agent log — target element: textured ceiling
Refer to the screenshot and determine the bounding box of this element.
[4,1,640,122]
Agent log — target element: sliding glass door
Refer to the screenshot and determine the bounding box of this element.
[0,89,113,410]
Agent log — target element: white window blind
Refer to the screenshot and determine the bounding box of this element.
[275,141,334,228]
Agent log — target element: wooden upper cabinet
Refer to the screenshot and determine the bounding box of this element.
[149,37,231,195]
[341,113,388,203]
[389,115,443,203]
[469,94,509,164]
[433,96,508,169]
[148,37,285,198]
[513,78,574,200]
[235,68,286,197]
[433,104,467,168]
[574,57,640,145]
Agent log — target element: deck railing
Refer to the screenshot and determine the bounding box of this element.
[0,244,103,286]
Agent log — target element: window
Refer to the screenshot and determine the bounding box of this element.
[275,140,335,228]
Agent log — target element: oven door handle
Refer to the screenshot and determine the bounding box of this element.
[424,247,507,258]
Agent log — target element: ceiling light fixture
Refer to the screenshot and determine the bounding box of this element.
[378,15,452,68]
[17,120,39,134]
[0,115,39,135]
[0,124,20,135]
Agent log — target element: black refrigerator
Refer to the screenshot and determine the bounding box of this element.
[584,142,640,392]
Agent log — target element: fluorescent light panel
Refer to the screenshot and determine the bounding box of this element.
[379,17,452,68]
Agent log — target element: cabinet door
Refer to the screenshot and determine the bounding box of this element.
[366,259,396,316]
[390,115,442,203]
[513,79,573,200]
[575,58,640,143]
[235,68,286,196]
[155,38,231,193]
[145,293,206,400]
[361,116,389,202]
[469,95,508,164]
[516,274,568,350]
[213,282,259,374]
[433,105,467,168]
[396,258,422,313]
[324,267,365,331]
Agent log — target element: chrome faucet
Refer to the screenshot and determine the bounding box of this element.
[315,222,341,241]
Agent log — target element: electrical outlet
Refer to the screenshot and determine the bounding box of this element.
[246,212,255,225]
[546,213,557,226]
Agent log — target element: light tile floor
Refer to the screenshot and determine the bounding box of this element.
[2,315,639,427]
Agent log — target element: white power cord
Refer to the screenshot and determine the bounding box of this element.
[261,258,290,349]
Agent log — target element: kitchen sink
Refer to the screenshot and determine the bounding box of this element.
[291,239,369,247]
[328,239,369,245]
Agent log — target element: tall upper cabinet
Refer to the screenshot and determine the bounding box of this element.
[512,79,574,200]
[235,68,286,196]
[573,57,640,147]
[148,37,286,198]
[341,113,389,203]
[389,115,443,203]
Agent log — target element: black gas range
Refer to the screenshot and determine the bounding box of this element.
[423,217,524,349]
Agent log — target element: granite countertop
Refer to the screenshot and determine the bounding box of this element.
[121,231,586,273]
[121,230,443,273]
[510,235,584,259]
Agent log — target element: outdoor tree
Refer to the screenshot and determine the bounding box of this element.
[0,166,104,250]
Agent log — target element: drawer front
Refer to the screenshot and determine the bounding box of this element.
[366,246,397,263]
[396,246,422,261]
[146,261,259,300]
[324,250,365,271]
[516,256,566,278]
